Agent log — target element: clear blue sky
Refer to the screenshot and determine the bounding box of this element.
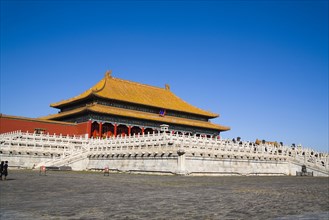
[1,1,328,152]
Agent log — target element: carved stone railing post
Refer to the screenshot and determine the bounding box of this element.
[176,149,188,175]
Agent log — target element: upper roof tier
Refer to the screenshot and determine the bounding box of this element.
[50,71,219,118]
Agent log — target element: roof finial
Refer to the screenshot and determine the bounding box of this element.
[165,84,170,90]
[105,70,112,78]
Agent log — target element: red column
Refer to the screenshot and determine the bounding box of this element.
[114,123,117,137]
[99,122,103,138]
[87,120,92,138]
[141,127,144,135]
[128,126,131,136]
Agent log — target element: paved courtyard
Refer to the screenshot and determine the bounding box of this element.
[0,170,328,220]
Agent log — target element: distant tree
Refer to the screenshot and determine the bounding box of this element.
[237,137,241,142]
[262,140,266,144]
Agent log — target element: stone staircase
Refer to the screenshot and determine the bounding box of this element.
[35,149,89,168]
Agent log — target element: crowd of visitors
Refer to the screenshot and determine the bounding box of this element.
[0,161,9,180]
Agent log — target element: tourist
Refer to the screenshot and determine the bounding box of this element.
[0,161,3,180]
[3,161,8,180]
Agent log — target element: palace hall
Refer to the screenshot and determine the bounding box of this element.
[0,71,230,138]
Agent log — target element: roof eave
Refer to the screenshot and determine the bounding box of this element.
[219,126,231,132]
[50,94,94,109]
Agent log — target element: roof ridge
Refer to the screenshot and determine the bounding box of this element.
[111,76,168,91]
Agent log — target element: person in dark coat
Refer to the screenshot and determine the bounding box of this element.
[0,161,3,180]
[2,161,8,180]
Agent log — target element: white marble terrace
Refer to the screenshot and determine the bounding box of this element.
[0,130,328,174]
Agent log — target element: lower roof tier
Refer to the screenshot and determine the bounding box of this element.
[40,104,230,132]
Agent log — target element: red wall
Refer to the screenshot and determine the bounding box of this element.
[75,121,90,136]
[0,115,89,136]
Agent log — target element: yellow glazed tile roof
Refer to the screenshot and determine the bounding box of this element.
[50,71,219,118]
[41,104,230,131]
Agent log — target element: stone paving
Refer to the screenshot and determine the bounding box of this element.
[0,170,328,220]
